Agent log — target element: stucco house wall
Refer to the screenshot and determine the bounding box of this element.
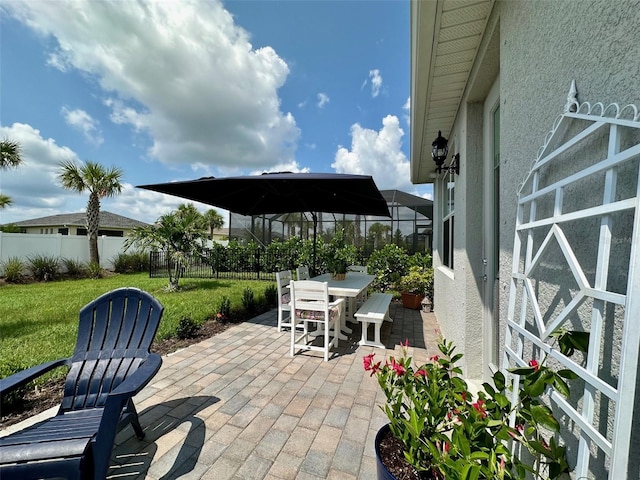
[436,0,640,377]
[415,1,640,477]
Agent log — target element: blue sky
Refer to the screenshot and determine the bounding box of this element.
[1,0,430,226]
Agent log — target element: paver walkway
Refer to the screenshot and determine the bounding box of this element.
[7,304,441,480]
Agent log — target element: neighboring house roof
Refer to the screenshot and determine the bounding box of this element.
[410,0,493,182]
[11,211,149,229]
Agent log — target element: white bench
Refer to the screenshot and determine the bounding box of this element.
[354,293,393,349]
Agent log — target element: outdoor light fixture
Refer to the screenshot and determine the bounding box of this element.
[431,130,449,169]
[431,131,460,175]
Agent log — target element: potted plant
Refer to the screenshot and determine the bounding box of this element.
[325,228,350,280]
[328,256,348,280]
[364,337,575,480]
[397,266,433,309]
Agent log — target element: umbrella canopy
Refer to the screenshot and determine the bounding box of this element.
[138,172,390,217]
[138,172,391,273]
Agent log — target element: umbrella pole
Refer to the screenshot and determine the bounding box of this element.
[312,213,318,276]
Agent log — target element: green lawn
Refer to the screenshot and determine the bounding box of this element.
[0,273,273,377]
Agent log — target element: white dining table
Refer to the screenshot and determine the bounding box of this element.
[309,272,375,339]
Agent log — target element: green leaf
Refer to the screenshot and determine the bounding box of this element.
[509,367,535,375]
[528,439,552,456]
[493,370,506,391]
[469,451,489,460]
[530,404,560,431]
[524,371,548,397]
[556,368,578,380]
[553,375,570,397]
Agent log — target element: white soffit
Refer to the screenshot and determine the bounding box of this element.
[411,0,492,184]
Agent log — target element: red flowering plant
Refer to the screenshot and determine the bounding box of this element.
[364,335,581,479]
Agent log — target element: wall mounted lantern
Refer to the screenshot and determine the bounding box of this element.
[431,130,449,169]
[431,130,460,175]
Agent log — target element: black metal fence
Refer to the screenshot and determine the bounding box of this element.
[149,247,300,281]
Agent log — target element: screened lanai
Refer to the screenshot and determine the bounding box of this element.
[228,189,433,254]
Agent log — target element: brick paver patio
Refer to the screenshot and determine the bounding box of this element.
[5,304,441,480]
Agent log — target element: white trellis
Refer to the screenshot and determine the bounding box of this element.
[504,82,640,478]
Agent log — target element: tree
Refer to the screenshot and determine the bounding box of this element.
[124,209,208,291]
[368,222,392,249]
[0,139,23,208]
[203,209,225,240]
[58,160,123,264]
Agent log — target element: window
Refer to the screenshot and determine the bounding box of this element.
[441,175,455,268]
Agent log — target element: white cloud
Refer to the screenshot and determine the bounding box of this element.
[109,183,224,225]
[317,92,330,109]
[403,97,410,126]
[256,162,310,174]
[4,0,300,170]
[0,122,189,225]
[61,107,103,145]
[369,69,382,98]
[0,123,80,223]
[332,115,414,192]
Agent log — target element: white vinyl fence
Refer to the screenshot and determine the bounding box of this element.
[0,232,135,272]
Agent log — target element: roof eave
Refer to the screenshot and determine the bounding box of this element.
[410,0,439,184]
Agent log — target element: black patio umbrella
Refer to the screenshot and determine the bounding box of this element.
[138,172,391,273]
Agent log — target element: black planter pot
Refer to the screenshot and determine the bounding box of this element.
[375,424,397,480]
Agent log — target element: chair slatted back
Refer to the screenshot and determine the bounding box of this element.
[296,266,310,280]
[290,280,330,316]
[62,288,163,412]
[276,270,293,303]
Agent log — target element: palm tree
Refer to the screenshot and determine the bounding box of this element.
[368,222,392,249]
[58,160,123,264]
[0,139,22,169]
[124,209,208,291]
[203,209,225,240]
[0,139,23,208]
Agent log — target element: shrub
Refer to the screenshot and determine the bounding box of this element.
[367,244,410,291]
[264,283,277,306]
[112,251,149,273]
[407,251,432,269]
[175,316,201,339]
[87,261,103,279]
[62,258,87,278]
[1,257,25,283]
[397,265,434,297]
[216,296,232,322]
[242,287,256,313]
[0,224,21,233]
[27,254,60,281]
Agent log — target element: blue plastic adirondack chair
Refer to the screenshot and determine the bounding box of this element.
[0,287,164,480]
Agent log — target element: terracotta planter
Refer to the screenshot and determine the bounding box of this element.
[331,273,346,281]
[401,292,424,310]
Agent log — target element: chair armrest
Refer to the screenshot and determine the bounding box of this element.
[329,297,345,308]
[0,358,70,396]
[110,353,163,399]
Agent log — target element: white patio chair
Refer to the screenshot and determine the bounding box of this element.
[290,280,344,362]
[296,265,310,280]
[276,270,293,331]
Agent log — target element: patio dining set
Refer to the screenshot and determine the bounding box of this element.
[276,266,393,362]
